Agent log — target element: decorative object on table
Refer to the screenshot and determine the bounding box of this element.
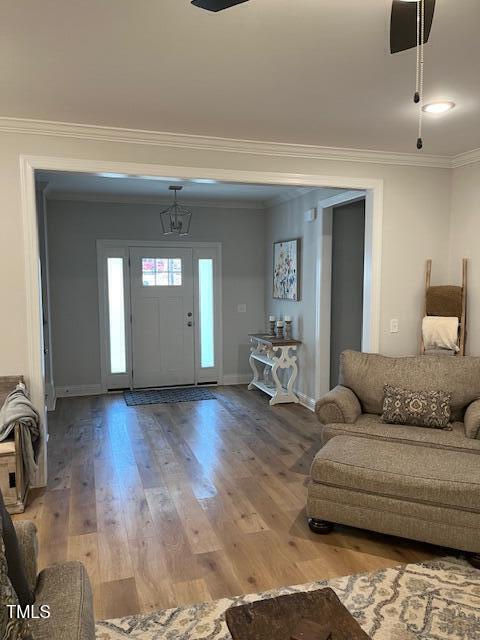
[248,334,301,406]
[273,239,299,301]
[263,365,274,389]
[124,386,216,407]
[284,316,293,340]
[159,185,192,236]
[95,558,480,640]
[276,320,284,339]
[225,587,371,640]
[268,316,276,337]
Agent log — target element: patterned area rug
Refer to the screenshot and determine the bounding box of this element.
[95,558,480,639]
[123,387,216,406]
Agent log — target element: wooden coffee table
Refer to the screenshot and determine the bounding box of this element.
[225,588,371,640]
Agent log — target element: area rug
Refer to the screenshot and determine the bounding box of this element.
[123,387,216,406]
[95,558,480,639]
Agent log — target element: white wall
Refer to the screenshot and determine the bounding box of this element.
[46,198,266,387]
[264,189,341,400]
[0,128,453,405]
[449,163,480,355]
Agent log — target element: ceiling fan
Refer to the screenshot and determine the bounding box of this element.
[191,0,249,11]
[192,0,439,150]
[191,0,436,53]
[390,0,436,53]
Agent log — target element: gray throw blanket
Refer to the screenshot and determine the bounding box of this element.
[0,383,40,483]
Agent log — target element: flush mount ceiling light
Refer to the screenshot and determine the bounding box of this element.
[191,178,218,184]
[422,101,456,114]
[160,186,192,236]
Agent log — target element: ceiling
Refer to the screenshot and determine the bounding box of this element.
[36,170,345,207]
[2,1,479,156]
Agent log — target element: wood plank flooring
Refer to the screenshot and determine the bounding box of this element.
[15,386,437,620]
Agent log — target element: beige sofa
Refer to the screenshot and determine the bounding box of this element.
[12,520,94,639]
[307,351,480,568]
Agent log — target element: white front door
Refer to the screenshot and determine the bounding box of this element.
[130,247,195,388]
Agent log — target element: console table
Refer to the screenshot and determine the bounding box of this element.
[248,334,301,406]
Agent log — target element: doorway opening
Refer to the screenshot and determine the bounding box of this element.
[330,199,366,388]
[24,157,382,486]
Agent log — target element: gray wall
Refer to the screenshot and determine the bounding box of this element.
[47,199,266,387]
[330,200,365,387]
[264,189,342,401]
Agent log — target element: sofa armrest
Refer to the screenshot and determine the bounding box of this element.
[13,520,38,594]
[32,562,95,640]
[464,399,480,440]
[315,385,362,425]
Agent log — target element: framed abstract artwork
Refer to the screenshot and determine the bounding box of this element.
[273,239,300,301]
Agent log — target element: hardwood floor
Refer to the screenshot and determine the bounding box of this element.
[15,386,437,620]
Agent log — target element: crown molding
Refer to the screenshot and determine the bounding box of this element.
[0,116,465,169]
[451,148,480,169]
[45,190,267,210]
[264,187,317,208]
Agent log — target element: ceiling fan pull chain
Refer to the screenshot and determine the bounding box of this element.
[414,0,421,104]
[417,0,425,150]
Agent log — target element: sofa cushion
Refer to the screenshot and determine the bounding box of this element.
[31,562,94,640]
[339,350,480,420]
[464,399,480,440]
[0,520,33,639]
[0,490,35,607]
[382,385,451,429]
[310,436,480,513]
[321,414,480,454]
[13,522,38,597]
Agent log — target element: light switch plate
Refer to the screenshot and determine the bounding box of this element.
[237,304,247,313]
[390,319,399,333]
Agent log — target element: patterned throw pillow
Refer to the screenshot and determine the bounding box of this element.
[0,532,33,639]
[382,384,452,429]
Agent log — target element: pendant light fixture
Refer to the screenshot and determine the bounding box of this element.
[160,186,192,236]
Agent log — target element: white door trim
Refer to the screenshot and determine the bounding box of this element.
[97,239,223,392]
[314,191,376,400]
[20,154,383,484]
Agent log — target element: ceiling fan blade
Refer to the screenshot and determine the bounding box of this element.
[391,0,436,54]
[191,0,250,11]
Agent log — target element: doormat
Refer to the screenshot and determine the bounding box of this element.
[123,387,216,407]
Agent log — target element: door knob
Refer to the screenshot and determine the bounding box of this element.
[187,312,193,317]
[187,321,193,327]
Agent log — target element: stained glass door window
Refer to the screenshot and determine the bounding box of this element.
[142,258,182,286]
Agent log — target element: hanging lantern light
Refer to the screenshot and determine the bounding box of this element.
[159,186,192,236]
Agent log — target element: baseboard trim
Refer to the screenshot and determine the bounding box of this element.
[45,382,56,412]
[296,391,316,412]
[222,374,252,386]
[55,384,104,398]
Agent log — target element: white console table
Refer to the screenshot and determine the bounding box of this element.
[248,334,301,406]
